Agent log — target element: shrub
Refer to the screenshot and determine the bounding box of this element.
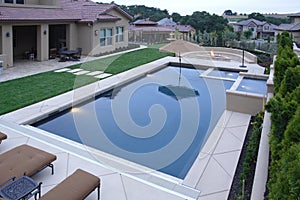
[266,31,300,199]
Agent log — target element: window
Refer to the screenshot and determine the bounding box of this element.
[100,29,106,46]
[264,26,270,31]
[106,28,112,45]
[100,28,113,46]
[115,27,124,43]
[3,0,24,4]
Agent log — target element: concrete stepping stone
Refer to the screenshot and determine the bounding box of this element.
[95,73,112,79]
[54,68,71,72]
[74,70,90,75]
[86,71,104,76]
[68,68,83,73]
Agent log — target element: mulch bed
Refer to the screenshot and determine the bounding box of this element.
[228,117,259,200]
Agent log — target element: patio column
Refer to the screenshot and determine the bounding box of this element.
[66,23,78,50]
[37,24,49,61]
[1,25,13,67]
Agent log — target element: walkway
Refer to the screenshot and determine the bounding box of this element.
[0,46,147,82]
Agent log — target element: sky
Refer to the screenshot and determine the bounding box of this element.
[95,0,300,16]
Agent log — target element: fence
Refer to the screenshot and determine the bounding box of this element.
[230,40,278,55]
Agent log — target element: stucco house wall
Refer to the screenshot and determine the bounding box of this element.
[0,0,132,67]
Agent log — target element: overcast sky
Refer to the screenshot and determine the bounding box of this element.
[96,0,300,15]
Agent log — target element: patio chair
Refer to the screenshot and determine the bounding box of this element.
[0,132,7,144]
[72,48,82,61]
[39,169,100,200]
[58,47,68,62]
[49,48,57,59]
[0,144,57,185]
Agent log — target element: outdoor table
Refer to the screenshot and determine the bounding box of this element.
[0,176,41,200]
[59,50,78,61]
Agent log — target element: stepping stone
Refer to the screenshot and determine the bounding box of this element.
[95,73,112,79]
[68,68,83,73]
[74,70,90,75]
[54,68,71,72]
[86,71,104,76]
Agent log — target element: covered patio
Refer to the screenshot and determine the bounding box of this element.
[0,23,74,68]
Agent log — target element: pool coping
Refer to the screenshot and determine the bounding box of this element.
[0,56,263,199]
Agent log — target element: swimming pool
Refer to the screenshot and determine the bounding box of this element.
[208,69,239,80]
[237,78,267,95]
[33,66,234,179]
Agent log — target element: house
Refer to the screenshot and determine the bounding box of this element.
[128,18,195,44]
[0,0,132,67]
[274,13,300,44]
[230,18,278,39]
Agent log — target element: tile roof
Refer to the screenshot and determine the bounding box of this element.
[133,19,157,25]
[129,25,173,32]
[0,0,131,22]
[130,18,195,33]
[275,23,300,31]
[157,18,177,26]
[287,12,300,17]
[129,24,195,33]
[235,18,267,26]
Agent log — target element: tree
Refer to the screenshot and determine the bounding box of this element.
[248,12,266,21]
[210,31,218,46]
[266,29,300,200]
[243,30,253,39]
[279,66,300,95]
[186,11,228,33]
[171,12,181,23]
[274,32,299,93]
[278,31,293,49]
[248,12,291,25]
[222,28,237,47]
[224,10,233,15]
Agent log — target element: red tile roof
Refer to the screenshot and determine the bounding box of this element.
[133,19,158,26]
[0,0,132,22]
[129,24,195,33]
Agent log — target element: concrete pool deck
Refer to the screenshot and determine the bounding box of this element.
[0,55,265,199]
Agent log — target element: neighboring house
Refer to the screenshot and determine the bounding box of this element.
[128,18,195,44]
[230,18,277,39]
[0,0,132,67]
[157,17,177,26]
[274,13,300,44]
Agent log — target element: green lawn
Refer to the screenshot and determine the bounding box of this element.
[0,48,172,115]
[147,43,169,49]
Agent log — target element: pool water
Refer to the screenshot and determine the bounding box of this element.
[208,70,239,80]
[33,66,234,179]
[237,78,267,95]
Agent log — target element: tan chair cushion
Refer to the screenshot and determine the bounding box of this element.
[0,132,7,143]
[40,169,100,200]
[0,144,56,184]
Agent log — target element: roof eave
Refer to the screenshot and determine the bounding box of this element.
[0,18,80,22]
[97,18,120,22]
[105,4,133,20]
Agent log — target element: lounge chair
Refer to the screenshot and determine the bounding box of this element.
[0,144,56,185]
[0,132,7,144]
[40,169,100,200]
